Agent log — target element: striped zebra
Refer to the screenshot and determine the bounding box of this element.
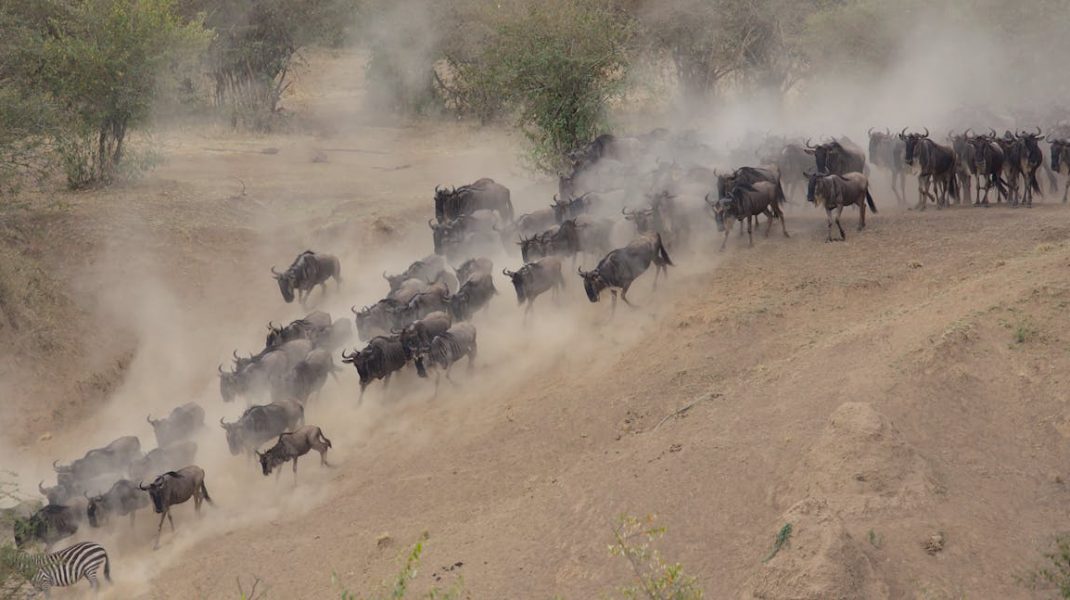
[7,541,110,597]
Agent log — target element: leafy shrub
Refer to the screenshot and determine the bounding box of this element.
[608,514,703,600]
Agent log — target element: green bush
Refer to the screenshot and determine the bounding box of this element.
[609,515,703,600]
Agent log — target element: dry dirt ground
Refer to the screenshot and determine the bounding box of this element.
[4,50,1070,599]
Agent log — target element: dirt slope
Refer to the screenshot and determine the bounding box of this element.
[5,49,1070,599]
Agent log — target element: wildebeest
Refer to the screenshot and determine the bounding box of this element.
[279,348,339,403]
[967,134,1008,205]
[551,192,602,223]
[271,250,342,305]
[128,441,199,482]
[900,128,959,209]
[805,138,867,175]
[219,339,314,402]
[352,298,406,341]
[256,426,333,481]
[53,436,142,488]
[434,178,513,223]
[413,323,478,388]
[138,466,212,549]
[949,130,977,205]
[14,504,81,549]
[219,400,304,456]
[707,180,789,250]
[868,128,907,205]
[1051,138,1070,203]
[1016,127,1046,207]
[448,270,497,321]
[86,479,150,528]
[578,233,673,313]
[455,257,493,286]
[146,403,204,448]
[503,256,565,318]
[341,335,408,402]
[508,208,559,242]
[397,311,452,358]
[383,255,458,294]
[805,171,878,241]
[429,210,503,260]
[763,142,813,201]
[395,282,451,326]
[265,310,333,350]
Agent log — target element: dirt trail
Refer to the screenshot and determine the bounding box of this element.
[6,49,1070,599]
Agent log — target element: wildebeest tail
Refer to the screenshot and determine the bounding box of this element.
[200,481,213,505]
[992,173,1007,196]
[1046,163,1059,194]
[317,430,333,449]
[774,177,787,205]
[655,233,673,267]
[865,188,877,213]
[1029,171,1042,195]
[947,170,959,200]
[504,191,515,223]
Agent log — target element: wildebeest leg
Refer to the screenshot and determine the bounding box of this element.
[720,227,729,251]
[610,290,618,315]
[153,510,168,549]
[358,382,367,405]
[467,342,477,373]
[857,200,866,231]
[276,466,283,481]
[621,282,637,307]
[1063,178,1069,203]
[292,457,298,484]
[383,373,392,390]
[825,208,835,242]
[764,209,774,237]
[914,175,927,211]
[746,216,753,247]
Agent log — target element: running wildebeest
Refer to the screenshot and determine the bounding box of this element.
[127,441,198,482]
[256,426,333,481]
[511,208,559,239]
[280,348,339,403]
[1016,127,1046,207]
[900,128,959,209]
[138,466,212,550]
[578,233,673,314]
[413,323,478,389]
[394,282,451,326]
[622,193,678,249]
[949,130,977,205]
[53,436,142,488]
[805,138,867,175]
[805,171,878,241]
[146,403,205,448]
[455,257,493,286]
[219,400,304,456]
[967,134,1008,205]
[383,255,458,294]
[503,256,565,318]
[341,335,408,402]
[868,128,908,205]
[265,310,333,350]
[434,178,513,223]
[219,339,313,402]
[448,270,497,321]
[397,311,452,358]
[14,504,81,550]
[271,250,342,305]
[707,179,789,250]
[352,298,406,342]
[1051,138,1070,203]
[551,192,602,223]
[86,479,150,528]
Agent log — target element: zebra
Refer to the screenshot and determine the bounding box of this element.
[6,541,111,597]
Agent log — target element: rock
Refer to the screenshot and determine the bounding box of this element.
[376,533,393,550]
[924,532,945,555]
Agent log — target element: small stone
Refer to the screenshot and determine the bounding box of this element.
[924,532,945,555]
[38,432,52,442]
[377,533,393,550]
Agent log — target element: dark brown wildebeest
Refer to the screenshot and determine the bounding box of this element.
[256,425,333,482]
[805,138,867,175]
[551,192,602,223]
[14,504,81,550]
[434,178,513,223]
[1015,127,1046,207]
[948,130,977,205]
[454,257,493,286]
[271,250,341,305]
[341,336,409,402]
[707,179,789,250]
[219,400,303,456]
[1050,138,1070,203]
[805,171,877,241]
[86,479,150,528]
[503,256,565,318]
[138,466,212,549]
[351,298,406,341]
[265,310,332,351]
[868,128,908,205]
[578,233,672,314]
[900,128,959,209]
[967,134,1008,205]
[413,323,478,391]
[146,403,205,448]
[280,348,339,403]
[53,436,142,491]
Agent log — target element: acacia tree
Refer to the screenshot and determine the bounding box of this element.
[30,0,208,187]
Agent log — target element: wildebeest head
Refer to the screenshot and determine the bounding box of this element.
[704,193,731,232]
[218,418,244,455]
[218,363,242,402]
[271,266,296,303]
[518,232,547,263]
[622,206,655,233]
[85,493,105,527]
[138,473,176,513]
[255,446,287,476]
[1018,126,1045,157]
[341,347,374,386]
[898,127,929,166]
[265,322,286,349]
[382,270,409,291]
[1052,139,1069,171]
[577,267,606,303]
[502,267,527,304]
[38,480,69,506]
[433,186,456,223]
[867,128,891,159]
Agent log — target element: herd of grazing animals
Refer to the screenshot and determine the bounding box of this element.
[12,122,1070,596]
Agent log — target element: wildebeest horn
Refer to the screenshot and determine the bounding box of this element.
[964,128,973,138]
[218,363,224,374]
[804,137,815,149]
[502,268,513,277]
[435,184,442,193]
[948,129,956,139]
[350,305,358,315]
[1036,126,1043,136]
[38,480,46,494]
[922,127,929,138]
[232,349,241,361]
[552,194,559,205]
[899,127,908,139]
[867,127,874,136]
[577,267,588,276]
[270,266,281,276]
[803,170,814,178]
[138,481,149,491]
[146,414,155,426]
[219,417,228,428]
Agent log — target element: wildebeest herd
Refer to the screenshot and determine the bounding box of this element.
[13,121,1070,595]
